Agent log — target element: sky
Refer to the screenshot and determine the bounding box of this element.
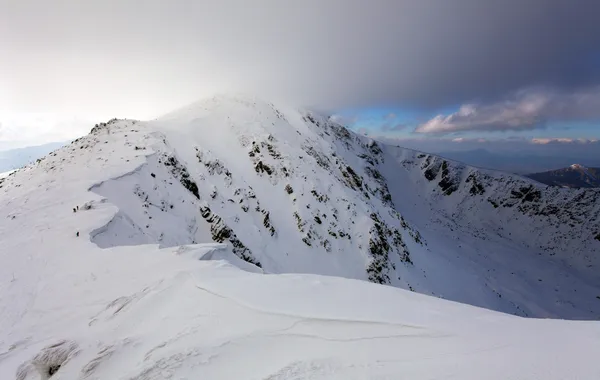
[1,0,599,157]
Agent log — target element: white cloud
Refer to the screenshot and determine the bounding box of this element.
[530,137,598,145]
[450,137,487,143]
[415,87,600,134]
[531,138,573,144]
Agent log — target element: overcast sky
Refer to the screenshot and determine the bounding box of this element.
[1,0,600,149]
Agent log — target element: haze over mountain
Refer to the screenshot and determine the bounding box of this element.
[0,142,65,173]
[1,95,599,378]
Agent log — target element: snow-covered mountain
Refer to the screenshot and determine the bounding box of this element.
[1,95,600,378]
[2,94,600,319]
[527,164,600,188]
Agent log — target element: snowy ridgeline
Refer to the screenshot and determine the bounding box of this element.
[0,95,600,378]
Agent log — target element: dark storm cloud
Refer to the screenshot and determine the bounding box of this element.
[1,0,600,118]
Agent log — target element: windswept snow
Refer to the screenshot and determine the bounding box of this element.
[1,95,600,378]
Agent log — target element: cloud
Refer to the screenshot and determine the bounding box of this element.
[1,0,600,123]
[415,87,600,134]
[531,137,598,145]
[531,138,574,144]
[383,113,397,120]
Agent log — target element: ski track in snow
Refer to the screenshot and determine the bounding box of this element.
[0,95,599,379]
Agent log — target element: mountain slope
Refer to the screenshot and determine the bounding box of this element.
[2,95,599,320]
[527,164,600,188]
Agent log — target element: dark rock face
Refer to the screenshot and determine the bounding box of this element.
[366,213,412,284]
[421,158,459,196]
[200,205,261,267]
[437,161,459,196]
[466,173,486,196]
[163,155,200,199]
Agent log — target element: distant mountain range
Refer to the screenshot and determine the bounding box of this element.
[436,148,600,174]
[0,141,65,172]
[527,164,600,188]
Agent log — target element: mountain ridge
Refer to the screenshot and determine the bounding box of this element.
[527,164,600,188]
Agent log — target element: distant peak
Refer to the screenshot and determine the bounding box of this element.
[570,164,585,170]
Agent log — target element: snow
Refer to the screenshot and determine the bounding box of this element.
[1,96,600,378]
[2,244,600,379]
[0,170,15,179]
[379,148,600,318]
[2,242,599,379]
